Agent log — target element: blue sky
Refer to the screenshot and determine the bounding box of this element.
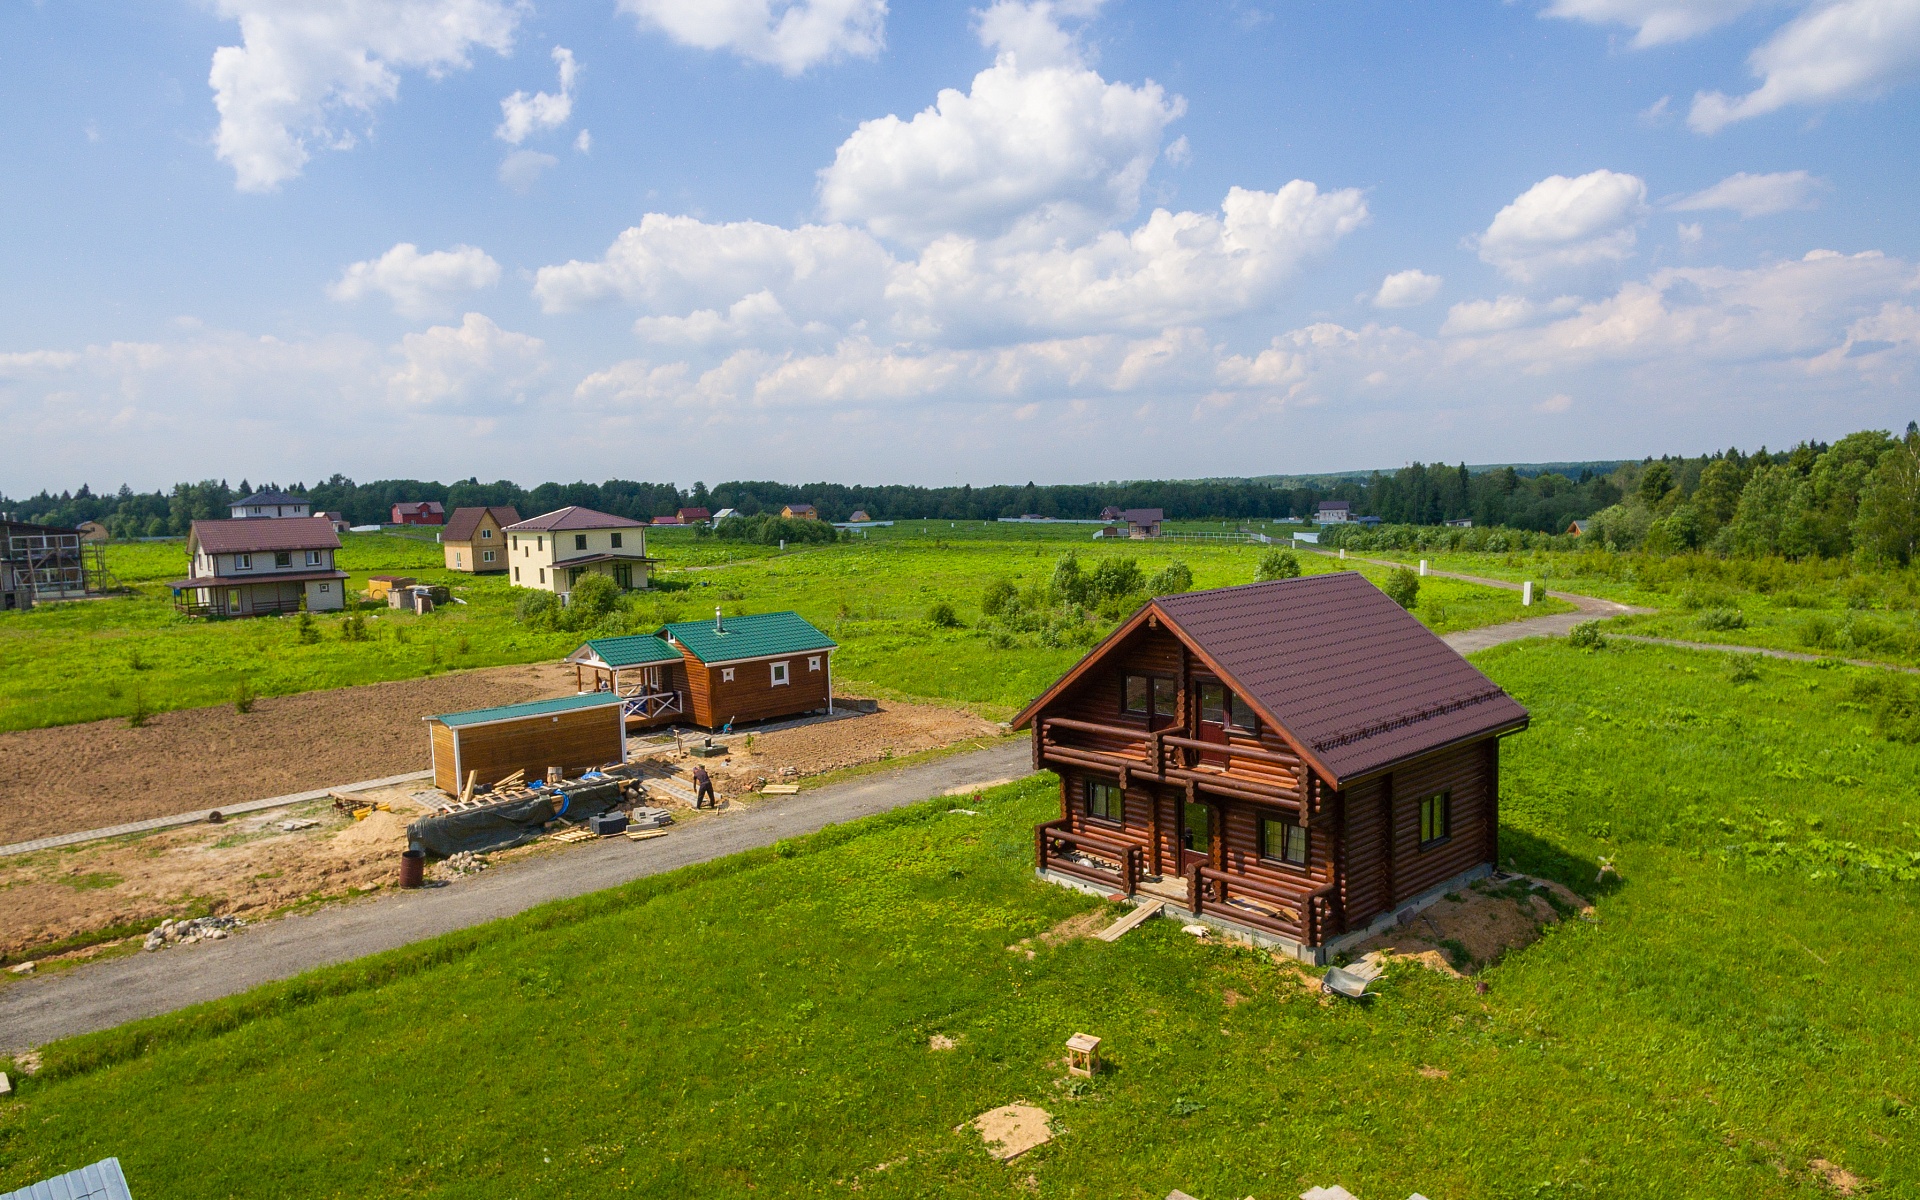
[2,0,1916,492]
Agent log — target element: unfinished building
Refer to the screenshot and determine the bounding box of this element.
[0,518,115,611]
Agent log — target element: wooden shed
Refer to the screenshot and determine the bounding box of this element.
[425,692,627,793]
[1012,572,1530,964]
[660,610,837,728]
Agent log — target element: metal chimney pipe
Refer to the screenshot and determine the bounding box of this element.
[715,606,724,633]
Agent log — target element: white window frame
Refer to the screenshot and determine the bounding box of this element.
[808,656,821,671]
[481,549,494,563]
[306,550,321,566]
[771,661,790,686]
[235,553,252,570]
[721,667,735,683]
[318,582,330,592]
[480,528,493,539]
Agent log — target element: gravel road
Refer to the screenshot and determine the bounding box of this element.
[0,738,1033,1052]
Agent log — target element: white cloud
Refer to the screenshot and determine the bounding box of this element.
[574,129,592,154]
[1670,169,1827,216]
[1371,269,1443,308]
[1541,0,1774,47]
[1678,220,1705,244]
[1442,295,1540,335]
[328,243,501,318]
[208,0,521,192]
[496,47,578,144]
[817,4,1182,246]
[619,0,886,74]
[389,313,549,408]
[1690,0,1920,132]
[499,149,558,192]
[1477,170,1648,284]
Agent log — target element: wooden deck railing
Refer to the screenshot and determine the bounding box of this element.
[1036,716,1315,816]
[1034,818,1141,895]
[618,689,684,721]
[1188,867,1338,945]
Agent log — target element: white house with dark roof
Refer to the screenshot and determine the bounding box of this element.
[505,506,656,599]
[172,516,347,616]
[1315,500,1352,524]
[228,489,310,520]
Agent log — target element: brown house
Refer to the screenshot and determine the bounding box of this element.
[1012,572,1529,963]
[442,506,521,573]
[564,610,837,730]
[781,504,818,520]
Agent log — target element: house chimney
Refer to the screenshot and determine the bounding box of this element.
[715,606,725,634]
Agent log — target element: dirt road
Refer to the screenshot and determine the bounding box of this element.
[0,738,1034,1051]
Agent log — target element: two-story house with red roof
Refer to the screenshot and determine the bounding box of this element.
[171,517,348,617]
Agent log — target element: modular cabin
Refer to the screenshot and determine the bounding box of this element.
[1012,572,1530,964]
[425,692,628,793]
[170,517,348,617]
[442,506,520,573]
[565,610,837,730]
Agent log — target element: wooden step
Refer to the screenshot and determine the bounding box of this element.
[1095,900,1166,942]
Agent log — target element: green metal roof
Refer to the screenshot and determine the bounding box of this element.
[429,691,624,728]
[659,610,836,664]
[577,633,686,668]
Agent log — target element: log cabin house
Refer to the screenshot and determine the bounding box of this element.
[1012,572,1529,964]
[442,506,520,573]
[564,610,837,730]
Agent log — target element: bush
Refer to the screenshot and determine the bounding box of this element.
[1255,549,1302,581]
[514,590,558,625]
[1567,621,1605,649]
[1695,607,1747,631]
[980,578,1018,616]
[711,513,841,546]
[1382,566,1420,610]
[1089,557,1143,602]
[1725,655,1760,683]
[566,573,622,626]
[340,613,369,642]
[233,679,256,714]
[928,601,960,628]
[295,612,320,644]
[1146,560,1193,596]
[1850,674,1920,743]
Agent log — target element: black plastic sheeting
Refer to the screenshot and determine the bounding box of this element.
[406,778,630,858]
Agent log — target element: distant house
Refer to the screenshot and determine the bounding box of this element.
[1099,506,1124,521]
[319,511,352,533]
[442,506,520,573]
[1568,520,1589,536]
[678,506,712,524]
[1444,518,1473,529]
[229,490,309,520]
[171,516,347,617]
[649,514,685,526]
[1315,500,1352,524]
[1119,508,1163,539]
[76,520,109,542]
[712,508,739,523]
[391,501,445,526]
[848,510,872,523]
[506,506,655,598]
[781,504,819,520]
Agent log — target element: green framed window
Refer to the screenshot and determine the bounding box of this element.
[1260,816,1308,865]
[1086,779,1124,823]
[1420,791,1451,847]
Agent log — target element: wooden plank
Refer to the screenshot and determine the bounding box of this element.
[1094,900,1164,942]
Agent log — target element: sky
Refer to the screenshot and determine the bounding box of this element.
[2,0,1917,493]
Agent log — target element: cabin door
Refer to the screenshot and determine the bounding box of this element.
[1178,800,1212,873]
[1195,680,1231,766]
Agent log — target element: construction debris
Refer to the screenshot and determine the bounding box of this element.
[628,807,674,830]
[0,1072,10,1096]
[8,961,33,975]
[1095,901,1163,943]
[278,818,320,832]
[624,829,668,842]
[587,811,629,836]
[551,829,596,844]
[143,915,246,951]
[441,851,487,877]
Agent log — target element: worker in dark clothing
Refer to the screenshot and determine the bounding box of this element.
[692,764,716,809]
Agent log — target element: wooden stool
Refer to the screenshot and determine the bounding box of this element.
[1065,1032,1101,1078]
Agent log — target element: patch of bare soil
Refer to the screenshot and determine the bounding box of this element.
[1004,910,1108,960]
[1810,1158,1863,1195]
[1352,875,1594,975]
[0,663,576,844]
[0,784,433,960]
[688,700,1001,798]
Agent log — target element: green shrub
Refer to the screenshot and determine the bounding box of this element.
[340,613,369,642]
[1850,674,1920,743]
[1255,549,1302,581]
[1567,621,1605,649]
[233,679,256,713]
[513,590,558,626]
[711,513,841,546]
[295,612,320,644]
[127,685,149,729]
[1147,560,1193,596]
[1725,656,1760,684]
[1695,607,1747,631]
[928,602,960,628]
[1382,566,1420,610]
[566,573,622,627]
[980,578,1018,616]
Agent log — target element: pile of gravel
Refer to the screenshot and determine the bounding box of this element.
[441,850,488,877]
[143,915,246,952]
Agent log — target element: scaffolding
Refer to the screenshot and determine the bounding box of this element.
[1,522,118,609]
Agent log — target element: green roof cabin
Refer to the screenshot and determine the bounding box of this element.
[564,609,838,730]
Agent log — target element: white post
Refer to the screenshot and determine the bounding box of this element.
[827,654,834,715]
[1339,548,1346,560]
[1419,559,1429,577]
[1523,581,1533,607]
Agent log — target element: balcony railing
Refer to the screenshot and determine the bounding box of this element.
[1034,817,1141,895]
[619,689,684,721]
[1188,866,1337,945]
[1035,715,1319,819]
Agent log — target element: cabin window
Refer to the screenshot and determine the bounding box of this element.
[538,568,546,584]
[808,656,821,671]
[306,550,321,566]
[482,549,494,563]
[318,582,329,592]
[481,528,493,539]
[275,551,291,568]
[575,534,588,550]
[771,661,790,686]
[235,553,252,570]
[537,536,544,551]
[722,668,735,682]
[514,567,520,581]
[1199,681,1259,732]
[1260,816,1308,866]
[1420,791,1451,847]
[1122,674,1178,719]
[611,532,623,548]
[1085,779,1123,823]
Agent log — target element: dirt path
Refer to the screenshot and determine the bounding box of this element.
[0,738,1034,1052]
[0,663,577,845]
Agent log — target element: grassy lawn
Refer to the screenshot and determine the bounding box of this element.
[4,638,1916,1198]
[0,529,1557,731]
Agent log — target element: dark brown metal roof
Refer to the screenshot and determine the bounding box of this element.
[189,517,341,554]
[506,506,647,532]
[1152,573,1528,783]
[442,506,522,542]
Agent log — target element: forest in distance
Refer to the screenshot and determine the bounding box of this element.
[5,422,1916,560]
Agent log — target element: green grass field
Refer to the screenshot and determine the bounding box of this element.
[0,529,1562,730]
[4,638,1916,1198]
